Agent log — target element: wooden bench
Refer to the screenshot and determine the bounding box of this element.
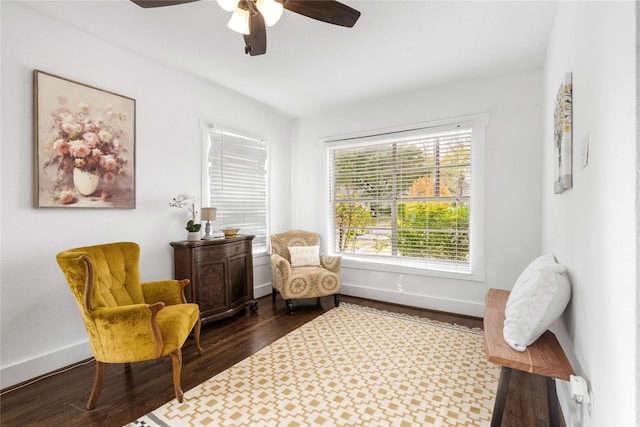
[483,288,575,427]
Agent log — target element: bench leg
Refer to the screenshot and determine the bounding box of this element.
[546,376,561,427]
[491,366,512,427]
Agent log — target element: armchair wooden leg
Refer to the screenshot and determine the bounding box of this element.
[285,299,294,315]
[272,288,277,301]
[193,317,203,355]
[86,361,107,410]
[124,362,134,388]
[334,294,341,307]
[170,348,184,403]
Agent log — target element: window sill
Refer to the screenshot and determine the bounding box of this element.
[339,255,485,282]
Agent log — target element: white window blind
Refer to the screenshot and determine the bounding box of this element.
[206,128,269,253]
[327,122,476,273]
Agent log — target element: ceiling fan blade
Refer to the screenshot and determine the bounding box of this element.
[243,10,267,56]
[278,0,360,27]
[130,0,199,8]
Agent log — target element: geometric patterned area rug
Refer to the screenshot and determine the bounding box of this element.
[126,303,499,427]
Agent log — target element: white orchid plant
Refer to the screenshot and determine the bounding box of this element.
[169,193,201,232]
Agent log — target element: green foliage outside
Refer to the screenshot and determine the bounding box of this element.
[397,202,469,261]
[335,195,373,252]
[334,200,469,261]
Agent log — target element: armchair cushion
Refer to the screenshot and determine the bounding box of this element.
[289,245,320,267]
[156,303,200,356]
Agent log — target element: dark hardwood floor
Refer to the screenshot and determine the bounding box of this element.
[0,295,551,426]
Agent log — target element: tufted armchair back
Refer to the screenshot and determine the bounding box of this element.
[57,241,145,313]
[270,230,319,263]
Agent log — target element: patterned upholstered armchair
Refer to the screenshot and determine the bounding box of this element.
[56,242,203,409]
[270,230,341,314]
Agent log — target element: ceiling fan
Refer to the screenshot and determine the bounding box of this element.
[131,0,360,56]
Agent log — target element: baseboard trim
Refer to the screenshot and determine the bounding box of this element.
[557,377,582,427]
[256,282,483,317]
[0,341,92,391]
[254,282,273,298]
[341,283,485,317]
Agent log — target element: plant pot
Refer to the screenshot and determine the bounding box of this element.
[73,168,100,196]
[187,231,201,241]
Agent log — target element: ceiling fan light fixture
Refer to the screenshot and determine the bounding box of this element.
[130,0,361,56]
[227,1,250,35]
[256,0,283,27]
[216,0,237,12]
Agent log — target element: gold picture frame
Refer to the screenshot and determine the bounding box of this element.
[33,70,136,208]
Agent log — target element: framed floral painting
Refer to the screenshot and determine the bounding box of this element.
[33,70,135,208]
[553,72,572,194]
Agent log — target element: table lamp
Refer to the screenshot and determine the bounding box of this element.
[201,207,217,240]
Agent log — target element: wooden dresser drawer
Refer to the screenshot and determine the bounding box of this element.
[193,240,250,263]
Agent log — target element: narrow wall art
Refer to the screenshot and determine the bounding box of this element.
[33,70,136,208]
[553,72,572,194]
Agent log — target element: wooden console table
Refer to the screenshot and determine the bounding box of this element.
[171,235,257,326]
[483,288,574,427]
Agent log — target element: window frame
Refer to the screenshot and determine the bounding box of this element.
[325,114,488,281]
[201,124,270,255]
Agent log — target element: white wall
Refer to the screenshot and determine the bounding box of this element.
[0,1,292,389]
[542,1,637,426]
[291,69,544,317]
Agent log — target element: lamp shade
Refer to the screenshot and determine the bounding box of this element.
[256,0,283,27]
[217,0,237,12]
[227,2,250,35]
[201,207,217,221]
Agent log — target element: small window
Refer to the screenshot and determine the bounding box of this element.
[326,115,487,277]
[203,127,269,254]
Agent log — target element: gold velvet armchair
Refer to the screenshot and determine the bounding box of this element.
[270,230,341,314]
[56,242,203,410]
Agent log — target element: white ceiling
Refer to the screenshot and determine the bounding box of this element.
[21,0,558,118]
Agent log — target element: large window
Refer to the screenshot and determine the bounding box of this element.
[203,127,269,254]
[327,116,486,277]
